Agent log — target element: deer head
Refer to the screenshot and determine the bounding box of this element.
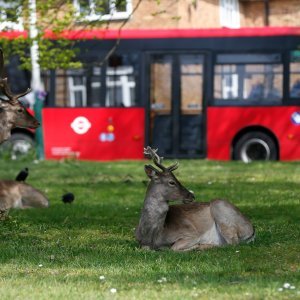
[0,49,40,143]
[144,146,195,204]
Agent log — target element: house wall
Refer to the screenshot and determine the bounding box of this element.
[240,0,300,27]
[100,0,300,30]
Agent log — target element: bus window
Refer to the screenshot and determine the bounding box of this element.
[67,69,87,107]
[150,55,172,113]
[214,53,283,104]
[180,54,203,114]
[290,50,300,98]
[50,53,139,107]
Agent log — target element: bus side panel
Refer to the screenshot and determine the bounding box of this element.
[207,106,300,161]
[42,108,145,160]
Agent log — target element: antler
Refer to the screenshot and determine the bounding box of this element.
[0,50,31,104]
[0,78,31,104]
[144,146,179,172]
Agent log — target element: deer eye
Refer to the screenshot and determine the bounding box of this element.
[168,180,176,186]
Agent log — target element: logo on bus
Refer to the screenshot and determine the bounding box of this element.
[71,116,91,134]
[291,112,300,125]
[99,132,115,142]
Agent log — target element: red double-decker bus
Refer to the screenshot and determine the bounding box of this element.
[3,27,300,162]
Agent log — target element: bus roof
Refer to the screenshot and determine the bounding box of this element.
[1,27,300,40]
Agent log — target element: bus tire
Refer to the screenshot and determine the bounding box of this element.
[233,131,277,163]
[9,133,35,158]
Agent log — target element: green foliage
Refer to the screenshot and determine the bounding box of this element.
[0,0,84,70]
[0,159,299,299]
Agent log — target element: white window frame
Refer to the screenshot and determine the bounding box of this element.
[73,0,133,22]
[220,0,240,29]
[222,74,238,99]
[67,70,87,107]
[106,66,135,107]
[0,1,23,31]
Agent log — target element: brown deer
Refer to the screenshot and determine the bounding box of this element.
[0,180,49,220]
[0,49,40,144]
[135,147,255,251]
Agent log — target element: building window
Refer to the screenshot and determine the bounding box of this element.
[220,0,240,28]
[214,53,283,104]
[0,1,23,31]
[73,0,132,21]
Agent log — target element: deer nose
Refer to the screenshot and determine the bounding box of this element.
[183,190,195,203]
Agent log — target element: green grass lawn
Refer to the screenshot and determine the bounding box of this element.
[0,158,299,299]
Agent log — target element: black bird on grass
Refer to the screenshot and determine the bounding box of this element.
[62,192,75,204]
[15,167,29,182]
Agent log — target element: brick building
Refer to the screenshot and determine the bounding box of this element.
[71,0,300,30]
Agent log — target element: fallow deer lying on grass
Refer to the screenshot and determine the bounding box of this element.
[0,180,49,220]
[135,147,255,251]
[0,49,40,144]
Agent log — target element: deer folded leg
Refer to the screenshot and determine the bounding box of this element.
[193,244,217,250]
[171,239,217,251]
[210,199,255,244]
[171,238,200,251]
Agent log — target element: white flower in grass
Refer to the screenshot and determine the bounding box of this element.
[290,286,296,289]
[110,288,117,293]
[157,277,167,283]
[38,264,43,267]
[99,275,105,281]
[278,288,283,292]
[283,283,291,289]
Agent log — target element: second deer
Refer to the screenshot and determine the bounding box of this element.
[0,180,49,220]
[0,49,40,144]
[135,147,255,251]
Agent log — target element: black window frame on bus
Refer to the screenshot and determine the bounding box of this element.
[288,50,300,104]
[212,52,284,106]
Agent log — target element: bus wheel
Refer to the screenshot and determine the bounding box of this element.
[0,133,35,160]
[233,132,277,163]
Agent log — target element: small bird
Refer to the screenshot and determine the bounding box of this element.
[15,167,29,182]
[62,193,75,204]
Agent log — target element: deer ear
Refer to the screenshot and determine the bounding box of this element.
[144,165,160,179]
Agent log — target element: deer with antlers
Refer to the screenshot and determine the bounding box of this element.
[0,49,40,144]
[135,147,255,251]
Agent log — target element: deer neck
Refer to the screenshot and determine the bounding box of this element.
[137,186,169,248]
[143,192,169,221]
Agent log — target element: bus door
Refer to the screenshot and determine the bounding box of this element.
[148,53,205,158]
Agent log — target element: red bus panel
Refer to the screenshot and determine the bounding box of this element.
[207,106,300,161]
[42,108,145,160]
